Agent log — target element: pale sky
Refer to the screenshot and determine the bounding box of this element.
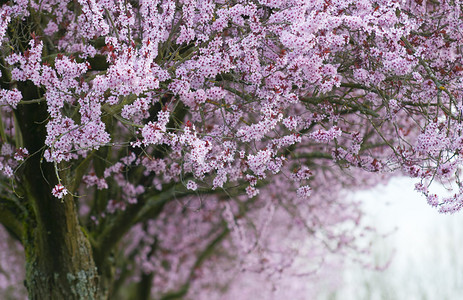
[332,177,463,300]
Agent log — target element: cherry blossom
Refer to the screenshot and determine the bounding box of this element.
[1,0,463,298]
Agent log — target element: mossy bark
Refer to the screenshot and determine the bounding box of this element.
[23,195,101,300]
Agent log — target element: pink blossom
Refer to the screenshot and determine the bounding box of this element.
[187,180,198,191]
[309,126,342,143]
[0,89,22,108]
[296,186,312,200]
[52,184,68,199]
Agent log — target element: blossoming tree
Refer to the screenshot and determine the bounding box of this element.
[1,0,462,298]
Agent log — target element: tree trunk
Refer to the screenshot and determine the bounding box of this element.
[15,82,104,299]
[23,194,101,300]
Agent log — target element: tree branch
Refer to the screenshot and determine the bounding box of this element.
[159,227,229,300]
[0,196,24,242]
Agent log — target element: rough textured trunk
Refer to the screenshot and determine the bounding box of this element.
[24,195,101,300]
[16,81,104,299]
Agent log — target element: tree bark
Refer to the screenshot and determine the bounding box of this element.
[23,194,101,300]
[15,82,103,299]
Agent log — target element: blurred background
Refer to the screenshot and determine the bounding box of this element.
[321,177,463,300]
[1,176,462,300]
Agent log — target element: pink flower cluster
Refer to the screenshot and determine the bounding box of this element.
[5,0,463,298]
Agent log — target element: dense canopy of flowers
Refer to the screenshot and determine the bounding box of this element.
[1,0,463,298]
